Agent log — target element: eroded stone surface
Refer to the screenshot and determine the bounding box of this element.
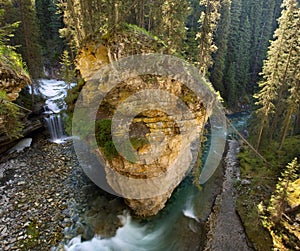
[75,27,213,216]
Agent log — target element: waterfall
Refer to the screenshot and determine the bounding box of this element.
[44,114,65,143]
[37,79,76,143]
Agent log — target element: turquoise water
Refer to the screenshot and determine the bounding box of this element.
[65,112,250,251]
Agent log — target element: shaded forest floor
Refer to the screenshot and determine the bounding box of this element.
[237,136,300,251]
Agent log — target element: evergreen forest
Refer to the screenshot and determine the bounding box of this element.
[0,0,299,250]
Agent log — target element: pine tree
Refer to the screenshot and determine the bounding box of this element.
[0,9,20,45]
[235,14,251,101]
[185,0,202,62]
[60,50,74,89]
[197,0,221,76]
[210,0,231,96]
[254,0,300,150]
[16,0,42,79]
[36,0,64,71]
[267,158,298,224]
[249,0,277,89]
[223,0,241,104]
[159,0,191,54]
[279,8,300,149]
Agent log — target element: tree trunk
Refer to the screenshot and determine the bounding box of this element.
[295,105,300,135]
[279,108,292,150]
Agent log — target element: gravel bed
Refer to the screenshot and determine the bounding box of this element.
[0,134,126,251]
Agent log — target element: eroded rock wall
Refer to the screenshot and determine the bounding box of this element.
[75,26,212,216]
[0,61,31,101]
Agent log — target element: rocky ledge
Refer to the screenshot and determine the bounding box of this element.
[0,61,31,102]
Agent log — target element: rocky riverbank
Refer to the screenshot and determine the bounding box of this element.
[0,133,127,251]
[204,140,253,250]
[0,134,253,250]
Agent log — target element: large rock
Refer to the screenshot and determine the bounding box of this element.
[0,59,43,155]
[75,25,213,216]
[0,61,31,101]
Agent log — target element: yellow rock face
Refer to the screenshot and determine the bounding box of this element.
[0,62,31,101]
[75,27,212,217]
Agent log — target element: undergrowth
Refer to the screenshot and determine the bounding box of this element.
[236,135,300,250]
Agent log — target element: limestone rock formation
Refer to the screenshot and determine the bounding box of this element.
[0,61,31,101]
[74,25,214,216]
[0,60,42,154]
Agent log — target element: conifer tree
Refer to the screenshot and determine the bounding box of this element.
[249,0,276,88]
[197,0,221,76]
[210,0,231,96]
[36,0,64,71]
[223,0,241,103]
[279,8,300,149]
[254,0,300,150]
[160,0,191,54]
[235,15,251,100]
[0,9,20,45]
[18,0,43,79]
[267,158,298,224]
[60,50,74,89]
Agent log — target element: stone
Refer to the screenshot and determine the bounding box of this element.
[241,179,251,185]
[74,26,213,217]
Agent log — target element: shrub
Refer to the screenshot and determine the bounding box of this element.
[0,91,23,139]
[95,119,118,159]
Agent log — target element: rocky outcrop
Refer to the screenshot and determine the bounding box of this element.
[74,25,214,216]
[0,60,43,155]
[0,61,31,101]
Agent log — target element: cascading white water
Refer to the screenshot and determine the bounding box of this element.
[44,114,65,143]
[65,213,169,251]
[36,79,75,143]
[182,196,199,223]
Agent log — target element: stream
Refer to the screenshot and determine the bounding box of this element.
[0,79,251,251]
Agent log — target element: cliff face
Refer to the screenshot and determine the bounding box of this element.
[0,61,31,101]
[75,25,213,216]
[0,60,41,154]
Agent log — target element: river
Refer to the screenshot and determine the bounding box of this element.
[1,79,251,250]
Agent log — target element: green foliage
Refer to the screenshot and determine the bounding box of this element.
[0,9,20,45]
[95,119,118,160]
[210,0,231,96]
[64,78,85,113]
[36,0,64,69]
[218,0,281,109]
[13,0,43,79]
[160,0,191,54]
[267,158,298,224]
[58,0,190,55]
[0,45,28,76]
[62,111,72,136]
[0,8,27,76]
[0,91,23,139]
[253,0,300,150]
[196,0,221,76]
[257,158,299,250]
[95,119,112,146]
[102,140,118,160]
[237,135,300,250]
[59,50,75,88]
